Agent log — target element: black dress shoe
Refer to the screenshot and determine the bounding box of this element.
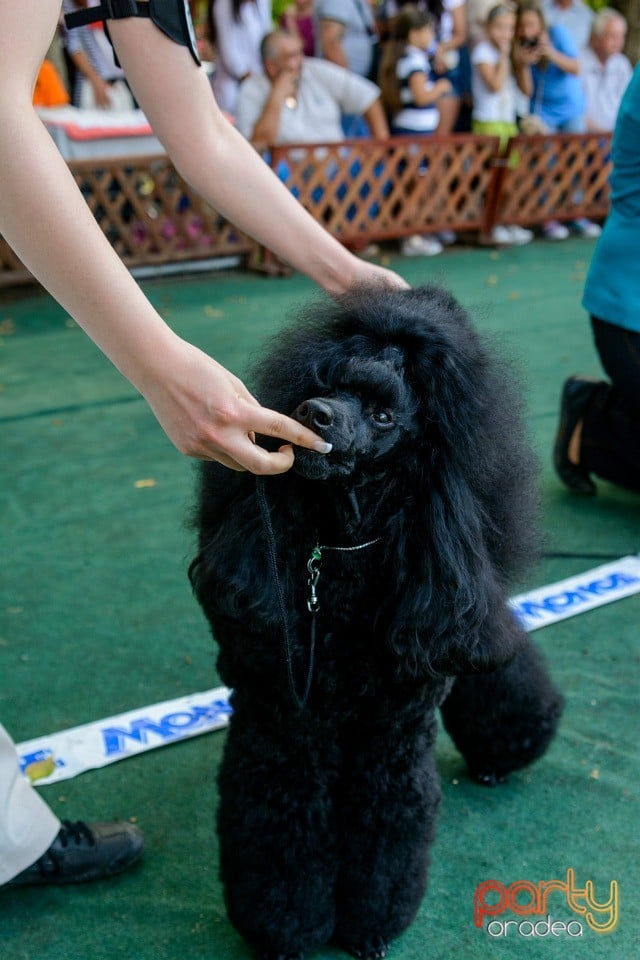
[553,376,598,496]
[4,819,143,887]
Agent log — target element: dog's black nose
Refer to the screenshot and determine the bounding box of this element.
[292,399,335,431]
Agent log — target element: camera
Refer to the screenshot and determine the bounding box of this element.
[519,37,539,50]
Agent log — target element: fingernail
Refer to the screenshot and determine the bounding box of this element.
[314,441,332,454]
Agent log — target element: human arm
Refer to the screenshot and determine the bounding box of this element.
[67,48,113,108]
[408,72,453,106]
[512,42,535,98]
[363,98,389,138]
[0,2,406,475]
[536,29,579,76]
[316,58,389,137]
[476,49,512,94]
[239,72,297,147]
[440,2,467,53]
[433,1,467,73]
[318,19,349,68]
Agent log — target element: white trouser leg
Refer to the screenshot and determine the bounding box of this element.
[0,724,59,884]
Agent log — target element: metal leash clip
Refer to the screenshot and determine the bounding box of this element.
[307,546,322,613]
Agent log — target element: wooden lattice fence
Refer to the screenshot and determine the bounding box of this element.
[0,132,613,288]
[270,134,500,243]
[486,133,614,231]
[0,154,255,286]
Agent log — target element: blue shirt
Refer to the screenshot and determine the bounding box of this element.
[531,25,584,129]
[582,65,640,333]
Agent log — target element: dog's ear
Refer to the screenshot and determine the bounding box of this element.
[380,306,540,677]
[382,462,528,677]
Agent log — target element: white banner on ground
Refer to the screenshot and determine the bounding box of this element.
[17,688,232,787]
[509,554,640,632]
[16,555,640,787]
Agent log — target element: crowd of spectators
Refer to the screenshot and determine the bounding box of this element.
[35,1,637,255]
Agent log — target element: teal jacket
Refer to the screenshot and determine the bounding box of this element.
[582,65,640,333]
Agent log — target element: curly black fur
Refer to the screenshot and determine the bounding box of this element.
[189,284,564,960]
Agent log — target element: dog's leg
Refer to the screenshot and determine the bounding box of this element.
[217,696,339,959]
[440,636,564,785]
[332,695,442,959]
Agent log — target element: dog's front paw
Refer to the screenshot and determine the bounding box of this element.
[341,935,389,959]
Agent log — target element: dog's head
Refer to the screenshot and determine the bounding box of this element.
[252,283,495,488]
[288,345,420,481]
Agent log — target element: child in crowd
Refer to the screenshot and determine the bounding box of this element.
[471,2,533,245]
[379,5,453,256]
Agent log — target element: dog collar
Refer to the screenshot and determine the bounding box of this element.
[306,539,381,613]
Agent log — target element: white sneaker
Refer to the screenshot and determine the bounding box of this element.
[491,225,515,245]
[507,225,534,245]
[543,220,570,241]
[401,234,443,257]
[572,218,602,238]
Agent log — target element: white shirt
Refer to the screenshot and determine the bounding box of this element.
[579,46,633,132]
[236,57,380,144]
[439,0,466,45]
[212,0,273,115]
[471,40,517,123]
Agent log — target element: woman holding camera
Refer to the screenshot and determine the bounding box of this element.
[513,0,584,133]
[513,1,591,239]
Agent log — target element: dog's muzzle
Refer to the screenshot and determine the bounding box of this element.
[291,397,359,478]
[292,398,336,433]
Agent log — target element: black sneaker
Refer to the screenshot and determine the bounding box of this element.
[4,820,144,887]
[553,376,598,496]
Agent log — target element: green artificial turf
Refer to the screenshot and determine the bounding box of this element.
[1,238,638,959]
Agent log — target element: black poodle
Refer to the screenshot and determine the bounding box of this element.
[189,284,564,960]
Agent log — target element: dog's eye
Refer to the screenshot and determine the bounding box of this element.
[372,409,394,426]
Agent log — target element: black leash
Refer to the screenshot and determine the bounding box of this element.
[255,477,380,711]
[256,478,312,711]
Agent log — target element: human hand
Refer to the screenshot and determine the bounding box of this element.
[435,78,453,98]
[535,31,551,58]
[432,51,448,75]
[92,77,113,109]
[514,39,540,66]
[139,336,332,472]
[272,69,299,105]
[341,257,410,292]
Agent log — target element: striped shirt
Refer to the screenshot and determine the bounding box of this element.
[392,45,439,133]
[61,0,125,106]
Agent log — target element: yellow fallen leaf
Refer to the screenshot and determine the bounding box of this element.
[25,757,56,783]
[204,305,224,318]
[590,768,600,780]
[134,478,157,488]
